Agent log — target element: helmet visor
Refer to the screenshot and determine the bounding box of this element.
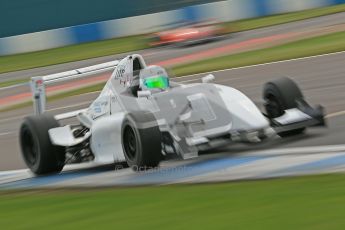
[143,76,169,89]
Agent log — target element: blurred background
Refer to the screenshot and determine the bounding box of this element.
[1,1,345,229]
[0,0,344,55]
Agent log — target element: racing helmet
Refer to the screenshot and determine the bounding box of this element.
[140,65,170,90]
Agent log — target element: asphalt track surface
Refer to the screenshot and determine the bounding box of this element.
[0,13,345,188]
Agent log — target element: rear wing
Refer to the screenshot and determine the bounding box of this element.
[31,60,118,115]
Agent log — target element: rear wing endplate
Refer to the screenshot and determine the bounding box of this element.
[30,60,118,115]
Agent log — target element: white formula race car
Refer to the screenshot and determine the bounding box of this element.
[20,54,325,175]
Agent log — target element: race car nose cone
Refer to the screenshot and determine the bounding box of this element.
[216,84,269,131]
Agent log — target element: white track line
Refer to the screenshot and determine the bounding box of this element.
[243,144,345,157]
[177,50,345,79]
[0,82,29,91]
[47,101,91,112]
[0,131,15,136]
[0,169,28,176]
[0,100,93,124]
[326,110,345,118]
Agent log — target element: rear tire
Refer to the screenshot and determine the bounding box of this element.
[122,111,162,171]
[263,77,305,137]
[19,114,65,175]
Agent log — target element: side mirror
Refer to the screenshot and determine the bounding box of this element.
[202,74,215,83]
[138,90,152,98]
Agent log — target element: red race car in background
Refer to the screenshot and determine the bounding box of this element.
[148,20,229,47]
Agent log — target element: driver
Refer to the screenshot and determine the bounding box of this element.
[139,65,170,92]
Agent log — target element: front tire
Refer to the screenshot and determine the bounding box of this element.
[122,111,162,171]
[263,77,305,136]
[19,114,65,175]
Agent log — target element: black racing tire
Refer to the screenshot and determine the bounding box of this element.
[263,77,305,136]
[19,114,65,175]
[121,111,162,171]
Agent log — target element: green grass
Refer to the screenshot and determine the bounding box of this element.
[0,78,28,88]
[0,4,344,76]
[227,3,345,32]
[172,31,345,76]
[1,174,345,229]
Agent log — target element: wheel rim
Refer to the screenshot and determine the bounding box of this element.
[22,127,38,166]
[123,126,137,161]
